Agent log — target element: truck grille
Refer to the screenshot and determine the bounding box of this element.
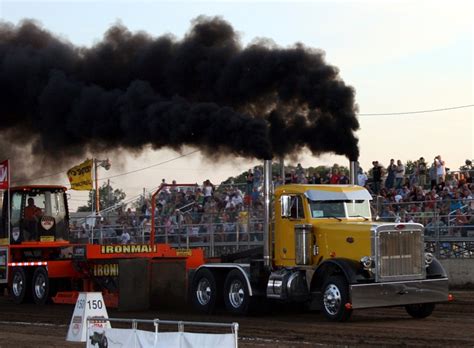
[376,228,425,282]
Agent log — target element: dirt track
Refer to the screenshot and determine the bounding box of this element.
[0,291,473,347]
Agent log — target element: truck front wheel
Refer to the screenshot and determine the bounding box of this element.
[191,268,218,314]
[320,275,352,322]
[11,267,28,304]
[32,267,50,305]
[405,303,435,319]
[224,269,250,315]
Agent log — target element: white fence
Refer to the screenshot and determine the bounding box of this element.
[86,317,239,348]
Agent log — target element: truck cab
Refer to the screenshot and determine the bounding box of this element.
[275,184,373,266]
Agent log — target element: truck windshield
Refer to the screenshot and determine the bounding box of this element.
[309,200,371,219]
[24,190,69,242]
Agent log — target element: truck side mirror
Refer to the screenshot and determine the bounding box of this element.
[281,195,291,218]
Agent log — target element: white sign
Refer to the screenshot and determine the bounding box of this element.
[66,292,110,342]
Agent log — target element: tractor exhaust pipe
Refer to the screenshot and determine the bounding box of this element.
[263,159,272,270]
[350,161,358,185]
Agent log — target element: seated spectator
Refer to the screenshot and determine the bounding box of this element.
[425,218,448,237]
[120,229,131,244]
[339,171,349,184]
[454,209,469,237]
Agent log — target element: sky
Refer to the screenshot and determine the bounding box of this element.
[0,0,473,210]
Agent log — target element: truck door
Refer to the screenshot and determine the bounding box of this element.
[277,194,306,264]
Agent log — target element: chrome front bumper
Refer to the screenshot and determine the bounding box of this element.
[350,278,449,309]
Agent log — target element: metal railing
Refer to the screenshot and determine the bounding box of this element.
[70,196,474,260]
[71,221,265,257]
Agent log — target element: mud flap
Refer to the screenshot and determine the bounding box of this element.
[119,259,149,311]
[150,260,187,310]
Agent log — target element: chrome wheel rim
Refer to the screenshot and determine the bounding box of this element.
[12,272,23,297]
[34,272,47,299]
[323,283,342,315]
[196,278,211,306]
[228,279,245,308]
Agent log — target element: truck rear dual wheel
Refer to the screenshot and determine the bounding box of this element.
[191,268,220,314]
[320,275,352,322]
[223,269,251,315]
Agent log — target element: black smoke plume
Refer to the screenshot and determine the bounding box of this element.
[0,17,359,180]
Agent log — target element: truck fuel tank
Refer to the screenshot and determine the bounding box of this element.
[267,269,309,302]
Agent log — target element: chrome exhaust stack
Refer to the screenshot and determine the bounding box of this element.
[279,157,285,183]
[350,161,358,185]
[263,159,272,270]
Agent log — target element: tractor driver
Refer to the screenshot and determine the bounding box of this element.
[24,198,43,241]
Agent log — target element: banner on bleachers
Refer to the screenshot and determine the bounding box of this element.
[86,328,237,348]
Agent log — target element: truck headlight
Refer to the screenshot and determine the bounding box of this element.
[424,252,434,267]
[360,256,373,269]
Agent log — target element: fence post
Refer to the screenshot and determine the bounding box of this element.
[247,206,251,247]
[186,226,190,249]
[209,221,215,258]
[233,323,239,348]
[236,222,240,251]
[376,196,383,218]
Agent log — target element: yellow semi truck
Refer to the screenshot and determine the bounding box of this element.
[190,160,449,321]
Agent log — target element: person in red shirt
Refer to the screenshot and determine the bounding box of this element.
[329,168,341,184]
[24,198,42,221]
[24,198,42,241]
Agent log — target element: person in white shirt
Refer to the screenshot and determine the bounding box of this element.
[435,155,446,184]
[121,229,131,244]
[395,160,405,189]
[357,168,368,187]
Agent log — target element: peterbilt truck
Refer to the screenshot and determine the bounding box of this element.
[189,160,450,321]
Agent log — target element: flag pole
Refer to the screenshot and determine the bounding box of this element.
[95,158,100,215]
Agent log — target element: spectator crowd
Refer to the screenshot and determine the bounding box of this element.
[70,157,474,244]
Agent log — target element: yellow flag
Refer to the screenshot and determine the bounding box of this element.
[67,159,93,190]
